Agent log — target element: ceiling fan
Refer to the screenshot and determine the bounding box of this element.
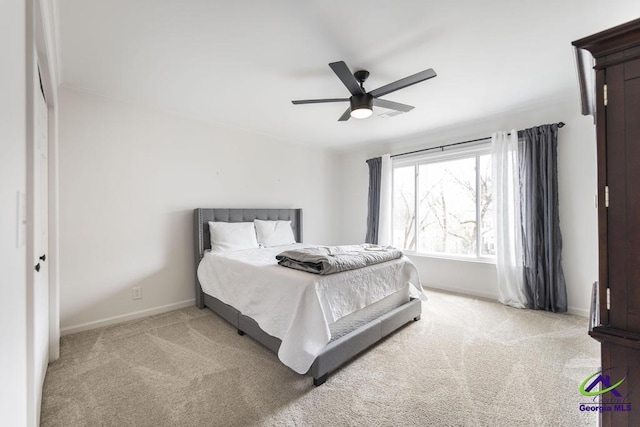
[292,61,437,121]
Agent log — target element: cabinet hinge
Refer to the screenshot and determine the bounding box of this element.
[607,287,611,310]
[605,185,609,207]
[604,84,608,106]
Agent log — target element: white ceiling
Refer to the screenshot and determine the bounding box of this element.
[56,1,640,149]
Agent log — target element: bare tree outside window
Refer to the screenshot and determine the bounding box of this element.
[479,155,495,256]
[392,166,416,250]
[419,157,477,255]
[392,152,494,258]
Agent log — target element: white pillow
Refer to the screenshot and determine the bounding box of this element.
[208,222,259,252]
[254,220,296,247]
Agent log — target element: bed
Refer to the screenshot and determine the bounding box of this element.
[193,208,422,386]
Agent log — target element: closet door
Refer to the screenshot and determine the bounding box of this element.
[605,56,640,334]
[28,65,50,426]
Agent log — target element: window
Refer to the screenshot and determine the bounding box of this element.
[392,145,495,260]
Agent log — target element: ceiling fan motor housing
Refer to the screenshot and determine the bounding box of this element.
[350,93,373,111]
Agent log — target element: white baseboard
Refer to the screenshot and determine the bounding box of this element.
[567,306,589,318]
[424,284,590,318]
[422,283,499,301]
[60,299,196,336]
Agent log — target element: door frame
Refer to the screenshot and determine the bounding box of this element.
[26,0,60,424]
[34,0,61,364]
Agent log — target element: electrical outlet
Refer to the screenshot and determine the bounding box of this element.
[132,287,142,300]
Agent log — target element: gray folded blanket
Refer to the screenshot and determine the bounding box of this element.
[276,244,403,275]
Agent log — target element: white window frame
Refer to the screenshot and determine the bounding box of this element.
[392,142,495,263]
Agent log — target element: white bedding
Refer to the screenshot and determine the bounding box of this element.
[196,243,422,374]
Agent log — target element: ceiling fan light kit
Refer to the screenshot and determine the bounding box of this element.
[350,94,373,119]
[292,61,437,121]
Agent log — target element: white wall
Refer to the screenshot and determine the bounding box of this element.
[336,99,598,316]
[0,1,28,425]
[58,87,339,332]
[57,88,598,331]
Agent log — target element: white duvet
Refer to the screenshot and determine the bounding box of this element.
[196,243,422,374]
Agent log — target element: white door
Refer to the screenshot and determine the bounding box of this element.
[31,75,49,422]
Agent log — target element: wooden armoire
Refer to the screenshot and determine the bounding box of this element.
[573,19,640,426]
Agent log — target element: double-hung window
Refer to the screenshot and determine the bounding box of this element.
[392,143,495,261]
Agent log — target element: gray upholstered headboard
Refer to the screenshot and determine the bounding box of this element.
[193,208,303,308]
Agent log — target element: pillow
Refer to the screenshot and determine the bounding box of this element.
[208,222,259,252]
[254,219,296,247]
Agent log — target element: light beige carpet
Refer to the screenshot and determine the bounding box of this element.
[41,289,599,426]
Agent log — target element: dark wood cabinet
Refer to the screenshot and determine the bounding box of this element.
[574,19,640,427]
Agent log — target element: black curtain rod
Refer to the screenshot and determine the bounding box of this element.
[390,122,565,159]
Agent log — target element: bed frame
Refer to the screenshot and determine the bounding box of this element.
[193,208,421,386]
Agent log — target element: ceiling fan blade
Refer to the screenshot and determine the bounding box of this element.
[338,107,351,121]
[292,98,349,105]
[369,68,437,98]
[329,61,365,96]
[373,98,414,112]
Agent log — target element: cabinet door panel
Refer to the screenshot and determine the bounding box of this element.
[607,64,629,330]
[608,57,640,333]
[625,58,640,79]
[624,61,640,329]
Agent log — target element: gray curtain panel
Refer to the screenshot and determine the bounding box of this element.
[518,123,567,312]
[365,157,382,244]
